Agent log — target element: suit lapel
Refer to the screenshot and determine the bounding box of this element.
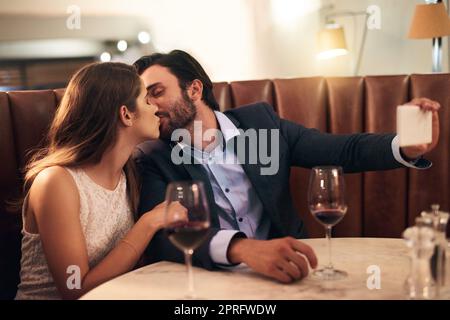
[227,114,284,235]
[171,112,285,236]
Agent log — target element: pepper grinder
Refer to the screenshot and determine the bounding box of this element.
[403,225,436,299]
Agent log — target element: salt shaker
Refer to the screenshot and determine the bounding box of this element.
[403,225,436,299]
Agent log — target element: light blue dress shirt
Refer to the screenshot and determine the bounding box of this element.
[179,111,270,265]
[179,111,426,266]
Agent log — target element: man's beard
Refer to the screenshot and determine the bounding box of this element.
[159,91,197,141]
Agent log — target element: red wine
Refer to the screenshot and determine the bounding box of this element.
[312,209,345,226]
[166,221,209,251]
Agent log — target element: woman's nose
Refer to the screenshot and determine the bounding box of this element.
[150,103,158,114]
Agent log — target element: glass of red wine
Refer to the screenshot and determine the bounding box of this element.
[164,181,210,298]
[308,166,348,280]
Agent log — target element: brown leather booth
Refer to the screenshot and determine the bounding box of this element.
[1,74,449,299]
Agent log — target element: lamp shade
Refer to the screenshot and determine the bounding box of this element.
[317,24,348,60]
[408,2,450,39]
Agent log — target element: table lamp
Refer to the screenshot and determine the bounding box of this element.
[408,1,450,72]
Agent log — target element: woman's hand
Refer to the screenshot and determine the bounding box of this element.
[142,201,188,232]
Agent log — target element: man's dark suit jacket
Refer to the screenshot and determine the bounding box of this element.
[135,102,403,270]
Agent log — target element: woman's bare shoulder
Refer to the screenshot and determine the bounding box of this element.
[29,166,79,214]
[32,166,76,190]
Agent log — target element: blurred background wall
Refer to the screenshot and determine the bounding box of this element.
[0,0,448,89]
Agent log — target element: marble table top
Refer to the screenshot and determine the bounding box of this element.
[81,237,413,300]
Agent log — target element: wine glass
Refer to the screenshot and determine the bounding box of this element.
[308,166,348,280]
[164,181,210,298]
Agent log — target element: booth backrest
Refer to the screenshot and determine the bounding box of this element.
[1,75,449,299]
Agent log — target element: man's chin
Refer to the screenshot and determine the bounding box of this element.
[158,117,194,141]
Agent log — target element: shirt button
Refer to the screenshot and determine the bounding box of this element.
[225,188,230,193]
[238,217,243,222]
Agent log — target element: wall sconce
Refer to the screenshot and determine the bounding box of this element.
[317,10,369,76]
[317,23,348,60]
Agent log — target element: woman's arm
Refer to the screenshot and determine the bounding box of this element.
[29,166,171,300]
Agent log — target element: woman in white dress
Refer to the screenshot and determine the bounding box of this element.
[15,62,184,300]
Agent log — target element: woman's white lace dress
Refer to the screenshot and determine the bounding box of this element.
[15,167,134,300]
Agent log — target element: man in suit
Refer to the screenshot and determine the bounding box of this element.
[133,50,440,283]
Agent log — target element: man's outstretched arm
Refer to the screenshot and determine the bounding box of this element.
[260,98,440,172]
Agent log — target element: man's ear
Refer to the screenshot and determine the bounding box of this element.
[119,105,133,127]
[187,79,203,102]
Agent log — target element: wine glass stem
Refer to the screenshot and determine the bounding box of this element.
[326,226,333,270]
[185,249,195,298]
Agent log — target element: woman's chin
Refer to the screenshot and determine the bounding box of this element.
[151,131,160,140]
[139,130,160,142]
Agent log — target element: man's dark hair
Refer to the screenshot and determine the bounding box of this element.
[133,50,219,111]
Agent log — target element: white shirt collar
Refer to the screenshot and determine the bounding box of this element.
[214,111,240,143]
[177,111,240,152]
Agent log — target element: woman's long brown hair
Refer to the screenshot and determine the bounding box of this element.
[23,62,142,217]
